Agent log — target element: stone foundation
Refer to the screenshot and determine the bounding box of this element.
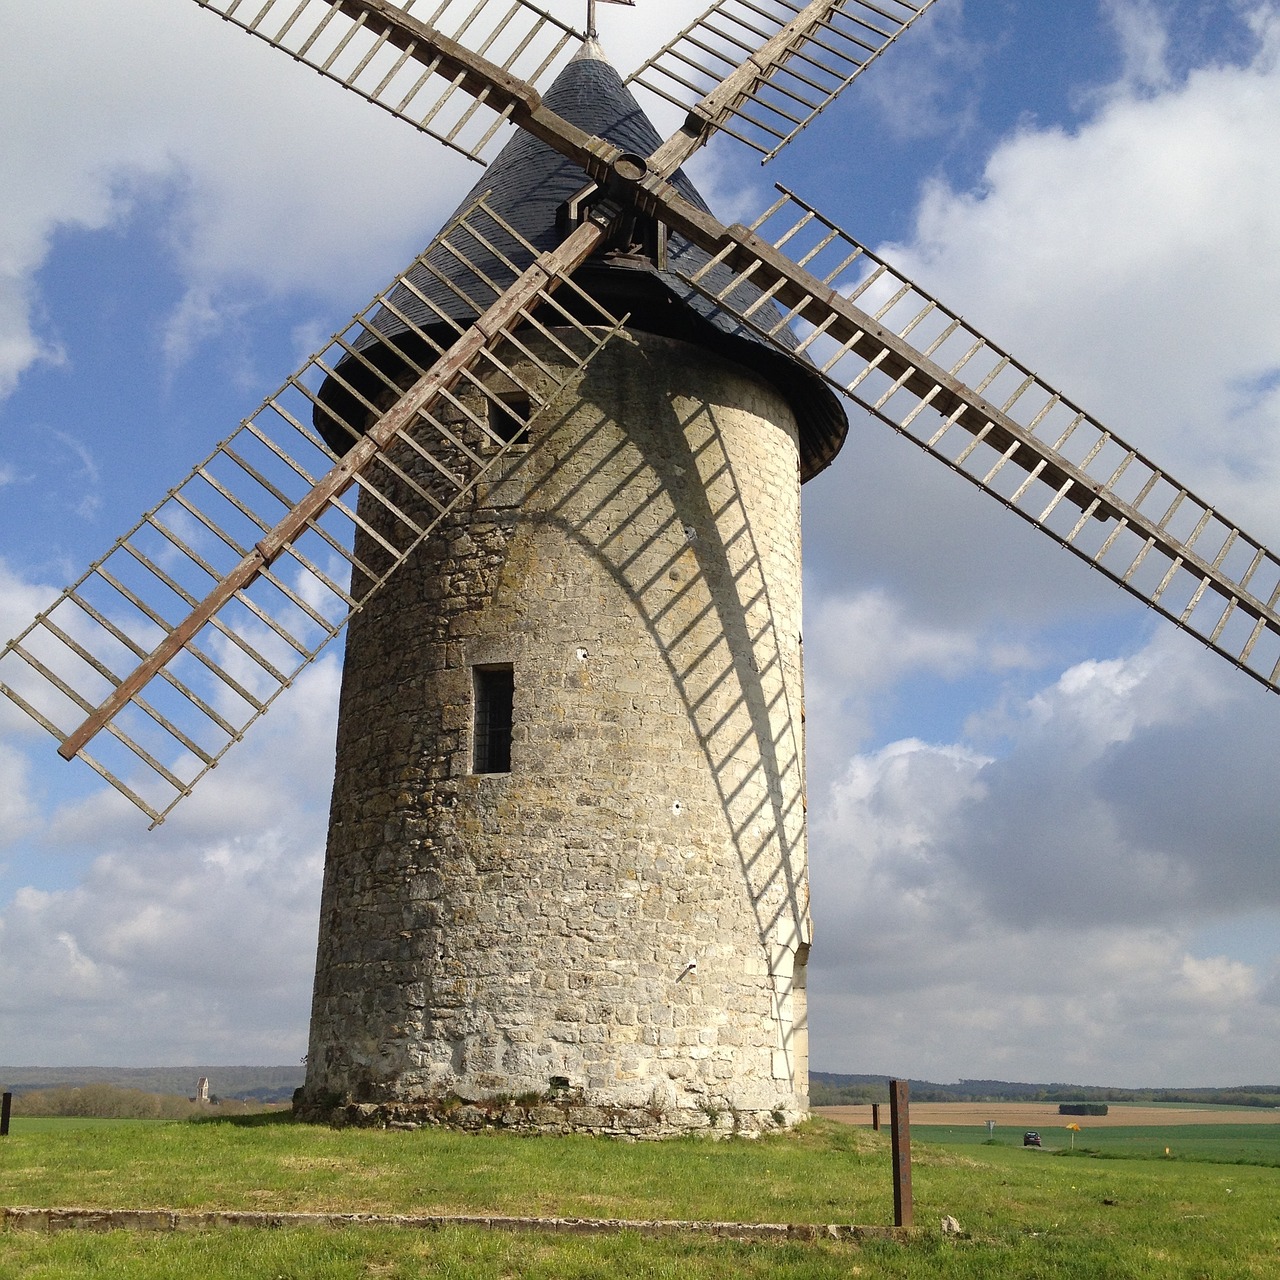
[294,1090,802,1138]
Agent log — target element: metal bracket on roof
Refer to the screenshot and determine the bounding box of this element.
[559,171,667,269]
[559,181,603,234]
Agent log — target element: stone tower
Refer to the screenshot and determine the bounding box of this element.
[298,42,846,1135]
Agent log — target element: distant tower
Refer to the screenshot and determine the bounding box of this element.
[195,1076,210,1105]
[299,41,845,1134]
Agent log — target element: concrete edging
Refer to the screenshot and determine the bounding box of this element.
[1,1206,906,1243]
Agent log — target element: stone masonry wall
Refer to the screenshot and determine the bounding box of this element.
[301,329,810,1135]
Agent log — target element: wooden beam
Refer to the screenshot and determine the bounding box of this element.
[889,1078,912,1229]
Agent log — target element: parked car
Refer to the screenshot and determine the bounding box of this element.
[1023,1130,1042,1147]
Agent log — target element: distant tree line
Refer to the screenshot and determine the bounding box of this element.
[10,1083,285,1119]
[810,1073,1280,1109]
[0,1065,303,1101]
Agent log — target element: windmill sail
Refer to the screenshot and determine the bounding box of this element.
[187,0,938,185]
[632,0,940,166]
[675,186,1280,691]
[18,0,1274,828]
[192,0,583,162]
[0,200,621,823]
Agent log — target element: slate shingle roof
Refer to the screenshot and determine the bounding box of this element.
[319,41,847,480]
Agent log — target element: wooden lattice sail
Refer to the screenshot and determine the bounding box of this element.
[631,0,940,163]
[193,0,584,162]
[0,198,622,823]
[675,186,1280,688]
[5,0,1278,817]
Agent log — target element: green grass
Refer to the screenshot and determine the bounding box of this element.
[0,1224,914,1279]
[0,1114,890,1222]
[915,1123,1280,1166]
[2,1116,1279,1277]
[1,1117,170,1134]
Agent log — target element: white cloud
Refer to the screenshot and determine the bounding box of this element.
[0,579,339,1061]
[847,0,986,143]
[880,3,1280,544]
[0,817,323,1064]
[807,625,1280,1084]
[0,0,487,398]
[0,743,39,849]
[0,558,56,644]
[808,588,1028,694]
[811,925,1280,1085]
[1102,0,1175,95]
[802,587,1035,794]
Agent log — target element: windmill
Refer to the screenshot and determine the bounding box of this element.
[4,0,1280,1133]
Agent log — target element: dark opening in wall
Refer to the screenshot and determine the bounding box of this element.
[473,665,514,774]
[488,393,531,446]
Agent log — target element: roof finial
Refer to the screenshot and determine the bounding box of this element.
[586,0,635,41]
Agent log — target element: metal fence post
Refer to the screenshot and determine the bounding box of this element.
[889,1078,912,1228]
[871,1102,880,1130]
[1,1092,11,1137]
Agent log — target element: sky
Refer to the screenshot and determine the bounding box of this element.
[2,0,1279,1087]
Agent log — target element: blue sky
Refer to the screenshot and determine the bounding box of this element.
[3,0,1280,1085]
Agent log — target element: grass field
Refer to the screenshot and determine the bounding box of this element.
[2,1112,1279,1277]
[912,1123,1280,1164]
[816,1102,1280,1166]
[819,1102,1280,1127]
[1,1117,170,1134]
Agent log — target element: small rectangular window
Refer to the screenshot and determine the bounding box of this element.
[488,393,531,446]
[473,665,514,774]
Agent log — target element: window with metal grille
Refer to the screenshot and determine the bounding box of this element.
[472,665,514,774]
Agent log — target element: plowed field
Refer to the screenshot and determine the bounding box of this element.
[817,1102,1280,1127]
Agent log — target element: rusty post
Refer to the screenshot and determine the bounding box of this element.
[871,1102,880,1130]
[889,1079,912,1228]
[1,1092,11,1137]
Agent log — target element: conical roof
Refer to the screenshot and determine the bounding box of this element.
[320,41,847,480]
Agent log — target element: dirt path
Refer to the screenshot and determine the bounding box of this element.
[816,1102,1280,1128]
